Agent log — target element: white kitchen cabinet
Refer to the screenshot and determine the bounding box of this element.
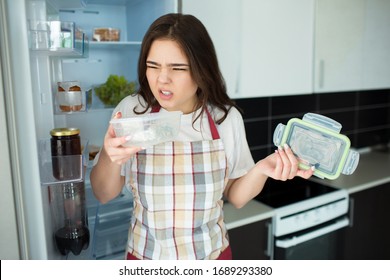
[181,0,241,97]
[182,0,315,98]
[361,0,390,90]
[238,0,314,98]
[314,0,390,93]
[314,0,365,93]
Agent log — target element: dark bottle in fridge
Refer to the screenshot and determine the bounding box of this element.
[50,127,82,181]
[50,182,90,256]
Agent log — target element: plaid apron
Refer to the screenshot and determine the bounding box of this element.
[126,107,229,260]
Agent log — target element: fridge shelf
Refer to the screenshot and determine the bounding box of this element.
[89,41,141,49]
[38,138,89,186]
[29,20,88,57]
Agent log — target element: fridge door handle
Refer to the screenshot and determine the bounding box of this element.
[275,216,349,249]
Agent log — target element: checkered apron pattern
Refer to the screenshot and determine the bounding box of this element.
[126,108,229,259]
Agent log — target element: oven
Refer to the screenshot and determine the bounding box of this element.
[256,177,349,260]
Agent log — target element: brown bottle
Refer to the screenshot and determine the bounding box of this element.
[50,128,81,180]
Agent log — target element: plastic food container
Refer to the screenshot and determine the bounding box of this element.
[110,111,182,147]
[56,81,83,112]
[273,113,359,180]
[93,28,120,41]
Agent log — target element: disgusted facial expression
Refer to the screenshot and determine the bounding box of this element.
[146,39,199,114]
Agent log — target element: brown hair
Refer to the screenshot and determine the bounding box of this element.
[134,13,239,124]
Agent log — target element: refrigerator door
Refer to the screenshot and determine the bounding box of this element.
[0,44,21,260]
[1,0,51,259]
[2,0,178,260]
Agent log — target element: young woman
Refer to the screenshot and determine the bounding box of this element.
[90,13,314,260]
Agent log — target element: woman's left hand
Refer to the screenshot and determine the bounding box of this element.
[261,143,314,181]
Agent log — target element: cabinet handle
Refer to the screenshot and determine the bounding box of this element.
[348,197,355,228]
[275,217,349,248]
[319,59,325,89]
[265,221,274,259]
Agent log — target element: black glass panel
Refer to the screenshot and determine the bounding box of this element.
[255,177,338,208]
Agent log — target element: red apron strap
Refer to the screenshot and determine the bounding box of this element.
[151,105,160,113]
[205,108,220,140]
[151,105,220,140]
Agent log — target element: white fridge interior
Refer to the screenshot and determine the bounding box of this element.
[3,0,177,260]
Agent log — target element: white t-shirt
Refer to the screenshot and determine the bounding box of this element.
[100,94,255,181]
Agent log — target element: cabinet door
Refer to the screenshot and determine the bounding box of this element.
[182,0,314,98]
[314,0,390,93]
[314,0,365,93]
[362,0,390,90]
[228,219,271,260]
[181,0,241,97]
[238,0,314,98]
[341,183,390,259]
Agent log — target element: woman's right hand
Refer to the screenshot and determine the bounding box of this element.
[102,111,144,165]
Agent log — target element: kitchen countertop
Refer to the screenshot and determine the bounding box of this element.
[224,200,274,230]
[224,149,390,230]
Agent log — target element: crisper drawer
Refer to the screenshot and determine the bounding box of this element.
[92,219,131,260]
[91,189,133,260]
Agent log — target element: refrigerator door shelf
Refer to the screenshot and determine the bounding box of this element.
[38,138,89,186]
[29,20,88,58]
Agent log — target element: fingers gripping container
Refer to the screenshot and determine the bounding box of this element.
[273,113,359,180]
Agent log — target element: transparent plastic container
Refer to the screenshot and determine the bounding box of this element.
[54,81,91,114]
[273,113,359,180]
[92,27,120,42]
[110,111,182,147]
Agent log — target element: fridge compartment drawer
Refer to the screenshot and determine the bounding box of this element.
[38,138,89,185]
[92,218,131,260]
[54,88,92,114]
[29,20,87,57]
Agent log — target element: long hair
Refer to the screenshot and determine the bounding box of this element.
[135,13,239,124]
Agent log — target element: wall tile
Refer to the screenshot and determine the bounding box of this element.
[320,111,356,133]
[244,120,268,147]
[358,89,390,106]
[238,89,390,160]
[235,97,269,119]
[358,107,389,129]
[356,129,390,148]
[318,91,357,110]
[271,94,317,116]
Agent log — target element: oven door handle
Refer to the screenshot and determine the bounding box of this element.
[275,216,349,249]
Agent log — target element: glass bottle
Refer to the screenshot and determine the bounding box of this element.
[50,127,81,180]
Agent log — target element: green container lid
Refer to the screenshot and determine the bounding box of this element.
[273,113,359,180]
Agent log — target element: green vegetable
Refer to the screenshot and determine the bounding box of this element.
[94,74,137,106]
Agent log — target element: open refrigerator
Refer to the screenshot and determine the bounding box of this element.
[0,0,178,260]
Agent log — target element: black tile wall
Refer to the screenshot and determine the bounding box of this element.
[234,89,390,162]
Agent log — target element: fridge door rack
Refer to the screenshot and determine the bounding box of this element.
[29,20,88,57]
[38,138,89,186]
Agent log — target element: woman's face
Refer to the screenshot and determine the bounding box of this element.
[146,39,198,114]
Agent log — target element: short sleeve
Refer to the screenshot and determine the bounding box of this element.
[216,107,255,179]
